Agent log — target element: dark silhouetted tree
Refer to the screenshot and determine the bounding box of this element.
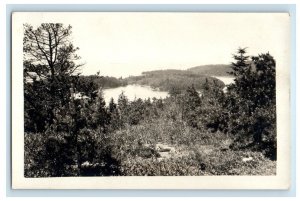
[226,48,276,159]
[24,23,82,131]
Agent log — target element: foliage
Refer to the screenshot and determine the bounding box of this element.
[126,69,224,92]
[77,75,127,91]
[188,64,233,76]
[180,85,202,128]
[24,41,277,177]
[225,48,276,159]
[24,132,78,177]
[199,79,228,132]
[23,23,82,76]
[89,90,111,131]
[24,23,82,132]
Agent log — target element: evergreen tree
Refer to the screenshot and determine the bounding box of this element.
[182,85,201,128]
[226,48,276,158]
[128,98,145,125]
[168,86,181,98]
[118,92,129,126]
[24,23,82,130]
[200,80,227,132]
[91,90,110,132]
[108,98,121,130]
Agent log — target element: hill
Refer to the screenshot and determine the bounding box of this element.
[187,64,233,77]
[125,69,225,92]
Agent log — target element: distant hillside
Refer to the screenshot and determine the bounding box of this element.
[78,75,128,89]
[125,69,225,92]
[188,64,233,77]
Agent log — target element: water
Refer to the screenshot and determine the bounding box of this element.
[103,84,169,104]
[213,76,235,93]
[102,77,235,103]
[213,76,235,85]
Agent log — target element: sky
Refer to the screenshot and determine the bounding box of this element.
[22,12,290,77]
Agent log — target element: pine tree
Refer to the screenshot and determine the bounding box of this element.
[24,23,82,130]
[91,90,110,132]
[182,85,201,128]
[118,92,129,126]
[226,48,276,158]
[108,98,121,130]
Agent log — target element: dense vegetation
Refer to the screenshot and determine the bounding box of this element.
[126,69,224,92]
[77,74,128,90]
[188,64,233,76]
[24,23,276,177]
[76,68,227,93]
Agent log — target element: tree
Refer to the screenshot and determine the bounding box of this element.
[23,23,82,78]
[168,86,181,98]
[229,48,249,77]
[181,85,202,128]
[24,23,82,131]
[128,98,146,125]
[118,92,129,126]
[89,90,110,132]
[201,79,227,132]
[226,48,276,159]
[108,98,121,130]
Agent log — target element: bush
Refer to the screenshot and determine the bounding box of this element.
[24,132,78,177]
[193,149,276,175]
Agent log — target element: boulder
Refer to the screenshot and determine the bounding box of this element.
[242,157,253,162]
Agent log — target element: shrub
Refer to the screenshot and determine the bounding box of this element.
[24,132,78,177]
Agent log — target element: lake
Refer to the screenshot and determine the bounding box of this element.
[213,76,235,85]
[213,76,235,93]
[103,84,169,104]
[103,77,235,104]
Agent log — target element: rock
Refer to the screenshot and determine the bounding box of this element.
[242,157,253,162]
[81,161,91,167]
[159,152,170,158]
[139,147,160,158]
[155,143,175,153]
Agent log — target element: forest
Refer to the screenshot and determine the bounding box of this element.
[24,23,276,177]
[125,69,224,92]
[77,68,226,92]
[187,64,232,76]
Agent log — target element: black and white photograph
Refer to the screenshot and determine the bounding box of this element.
[11,12,291,189]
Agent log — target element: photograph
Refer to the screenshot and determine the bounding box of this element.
[11,12,291,189]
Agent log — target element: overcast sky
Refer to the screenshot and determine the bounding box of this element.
[23,12,290,77]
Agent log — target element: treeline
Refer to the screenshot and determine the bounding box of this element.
[77,68,226,94]
[77,75,127,89]
[187,64,232,76]
[126,69,225,92]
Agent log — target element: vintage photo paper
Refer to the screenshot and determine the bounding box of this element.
[12,12,291,189]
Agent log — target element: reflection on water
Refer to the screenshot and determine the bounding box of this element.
[103,85,169,104]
